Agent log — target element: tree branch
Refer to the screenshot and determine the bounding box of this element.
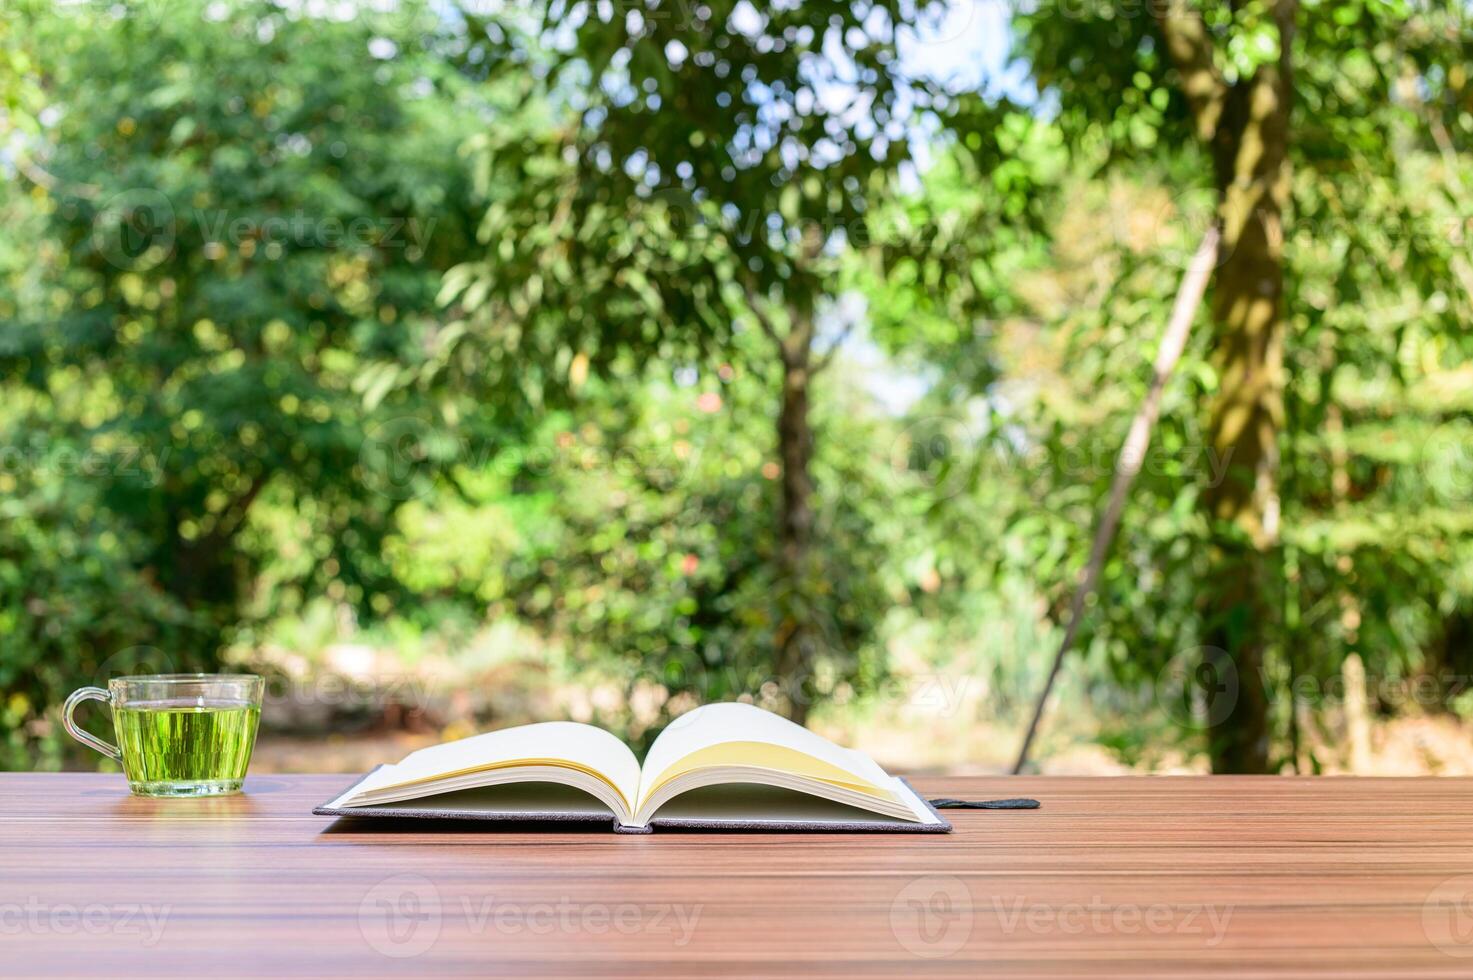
[207,473,271,545]
[1156,0,1228,142]
[1011,223,1221,774]
[810,318,855,376]
[738,278,785,350]
[13,152,99,199]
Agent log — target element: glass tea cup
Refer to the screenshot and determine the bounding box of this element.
[63,674,263,797]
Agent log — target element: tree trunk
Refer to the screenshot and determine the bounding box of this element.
[774,308,816,726]
[1199,1,1296,773]
[1423,607,1473,713]
[154,473,270,659]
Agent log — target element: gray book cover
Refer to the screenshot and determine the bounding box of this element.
[313,767,952,834]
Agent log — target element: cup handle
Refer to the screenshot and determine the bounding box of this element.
[63,687,122,762]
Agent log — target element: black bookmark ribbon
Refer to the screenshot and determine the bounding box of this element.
[928,797,1040,810]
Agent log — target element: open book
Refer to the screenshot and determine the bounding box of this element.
[315,702,949,833]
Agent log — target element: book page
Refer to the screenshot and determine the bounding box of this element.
[650,782,941,826]
[637,702,896,809]
[345,721,642,814]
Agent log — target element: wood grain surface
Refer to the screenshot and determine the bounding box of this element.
[2,773,1471,978]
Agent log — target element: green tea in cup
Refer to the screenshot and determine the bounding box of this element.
[64,674,263,797]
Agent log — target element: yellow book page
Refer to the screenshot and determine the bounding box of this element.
[347,721,642,812]
[364,758,633,813]
[636,702,902,810]
[639,741,897,809]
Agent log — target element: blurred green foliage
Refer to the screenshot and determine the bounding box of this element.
[1005,0,1472,770]
[1,0,480,764]
[0,0,1469,773]
[487,361,912,748]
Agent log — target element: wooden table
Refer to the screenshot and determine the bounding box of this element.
[3,774,1472,978]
